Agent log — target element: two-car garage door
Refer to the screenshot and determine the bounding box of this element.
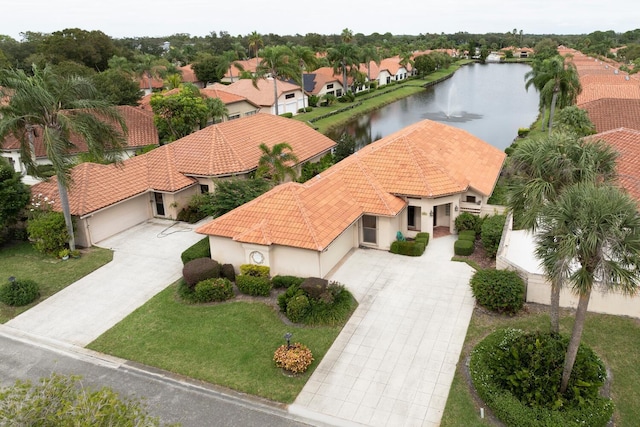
[84,194,151,245]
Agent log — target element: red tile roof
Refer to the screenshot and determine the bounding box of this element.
[220,78,301,107]
[30,114,335,216]
[581,99,640,133]
[197,120,505,250]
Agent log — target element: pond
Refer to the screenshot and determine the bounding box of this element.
[326,63,540,151]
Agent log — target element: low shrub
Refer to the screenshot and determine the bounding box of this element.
[459,230,476,241]
[286,294,310,323]
[454,239,474,256]
[0,278,40,306]
[279,112,293,118]
[182,258,220,288]
[454,212,477,232]
[181,238,211,264]
[470,269,524,315]
[239,264,270,278]
[273,343,314,374]
[26,211,69,255]
[236,275,271,296]
[304,283,355,326]
[415,232,430,246]
[220,264,236,282]
[470,329,614,427]
[518,128,530,138]
[278,283,303,312]
[390,240,426,256]
[307,95,319,107]
[272,275,304,289]
[300,277,328,300]
[194,278,234,303]
[176,205,207,224]
[297,107,313,113]
[481,214,507,258]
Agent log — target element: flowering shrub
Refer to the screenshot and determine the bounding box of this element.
[273,343,314,374]
[26,194,68,255]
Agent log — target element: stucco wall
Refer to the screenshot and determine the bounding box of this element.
[208,236,246,270]
[270,245,320,277]
[320,224,358,277]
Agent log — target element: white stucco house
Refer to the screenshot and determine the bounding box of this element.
[197,119,506,278]
[29,114,336,247]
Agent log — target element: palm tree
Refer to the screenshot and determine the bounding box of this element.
[134,54,167,93]
[0,65,127,250]
[341,28,354,44]
[327,44,360,95]
[535,182,640,393]
[290,45,318,109]
[205,97,228,124]
[217,50,244,83]
[248,31,264,68]
[255,142,298,184]
[507,131,618,333]
[360,45,381,83]
[527,56,581,135]
[255,46,300,116]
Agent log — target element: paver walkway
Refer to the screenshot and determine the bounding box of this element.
[289,235,475,426]
[6,219,203,346]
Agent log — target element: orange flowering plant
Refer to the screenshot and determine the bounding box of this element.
[273,343,314,374]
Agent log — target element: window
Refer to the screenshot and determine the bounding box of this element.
[466,195,476,203]
[327,84,334,89]
[336,89,343,97]
[445,204,451,216]
[327,91,334,96]
[200,184,209,194]
[362,215,377,244]
[408,206,421,229]
[228,113,241,120]
[154,193,165,216]
[245,110,257,116]
[285,93,295,99]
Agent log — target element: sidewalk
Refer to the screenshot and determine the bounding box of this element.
[5,219,204,346]
[289,235,475,426]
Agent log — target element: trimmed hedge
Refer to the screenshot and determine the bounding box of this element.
[454,239,474,256]
[470,269,524,315]
[458,230,476,241]
[470,329,614,427]
[481,214,507,258]
[415,232,430,246]
[220,264,236,282]
[194,278,234,302]
[239,264,270,278]
[271,275,304,289]
[286,294,310,323]
[0,279,40,306]
[181,238,211,264]
[236,275,271,296]
[182,258,220,288]
[277,281,356,326]
[390,240,426,256]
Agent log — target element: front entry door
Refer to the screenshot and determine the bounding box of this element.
[154,192,165,216]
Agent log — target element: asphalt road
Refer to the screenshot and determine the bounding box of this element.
[0,328,317,427]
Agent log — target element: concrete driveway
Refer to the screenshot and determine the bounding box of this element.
[6,219,205,346]
[289,235,476,427]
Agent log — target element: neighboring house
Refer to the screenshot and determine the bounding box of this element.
[1,106,159,175]
[305,67,345,98]
[197,119,505,278]
[139,76,165,96]
[220,78,304,116]
[139,85,261,122]
[221,58,259,83]
[581,98,640,133]
[178,64,204,88]
[29,114,336,247]
[360,56,410,88]
[576,74,640,106]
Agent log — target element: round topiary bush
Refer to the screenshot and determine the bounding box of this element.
[454,239,475,256]
[286,294,310,323]
[0,279,40,306]
[273,343,314,374]
[194,278,234,303]
[470,329,614,427]
[182,258,220,288]
[220,264,236,282]
[470,269,524,315]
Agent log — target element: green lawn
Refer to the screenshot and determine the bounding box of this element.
[88,283,349,403]
[0,242,113,323]
[441,307,640,427]
[294,60,473,135]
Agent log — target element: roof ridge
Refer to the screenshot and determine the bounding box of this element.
[210,124,250,173]
[288,184,322,250]
[351,154,401,215]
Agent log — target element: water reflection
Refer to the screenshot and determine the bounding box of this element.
[327,63,539,151]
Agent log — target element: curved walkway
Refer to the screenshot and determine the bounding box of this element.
[289,235,475,427]
[5,219,204,346]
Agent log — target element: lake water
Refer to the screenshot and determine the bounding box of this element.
[327,63,540,151]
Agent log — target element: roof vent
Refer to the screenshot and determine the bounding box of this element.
[614,69,619,74]
[605,65,609,69]
[625,75,630,81]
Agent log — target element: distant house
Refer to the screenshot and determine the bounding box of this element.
[305,67,345,98]
[1,106,159,175]
[218,78,304,115]
[221,58,259,83]
[29,114,335,247]
[197,119,505,278]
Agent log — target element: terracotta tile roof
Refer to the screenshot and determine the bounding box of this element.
[220,78,301,107]
[2,106,158,157]
[178,64,198,83]
[581,98,640,133]
[306,67,343,95]
[138,76,165,90]
[197,120,505,250]
[223,58,259,78]
[577,81,640,106]
[139,85,259,110]
[586,128,640,203]
[30,114,335,216]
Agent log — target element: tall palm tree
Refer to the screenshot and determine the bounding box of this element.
[327,44,360,95]
[341,28,354,44]
[0,66,127,250]
[217,50,244,83]
[248,31,264,68]
[290,45,318,109]
[535,182,640,393]
[134,54,167,93]
[360,45,381,83]
[507,131,618,333]
[255,142,298,184]
[255,46,300,116]
[205,97,228,124]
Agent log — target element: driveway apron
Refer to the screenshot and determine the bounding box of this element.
[289,235,475,427]
[6,219,204,347]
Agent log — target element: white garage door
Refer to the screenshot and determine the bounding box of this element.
[87,194,151,244]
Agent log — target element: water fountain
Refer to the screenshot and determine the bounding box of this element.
[422,82,482,123]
